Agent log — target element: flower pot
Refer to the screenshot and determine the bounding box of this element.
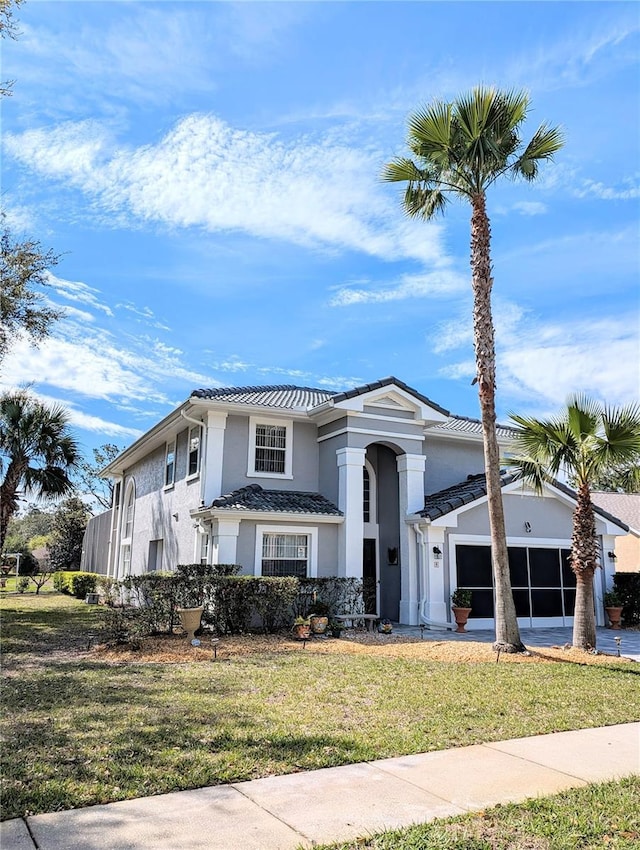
[177,606,204,641]
[310,615,329,634]
[605,606,623,630]
[292,623,311,640]
[452,606,472,633]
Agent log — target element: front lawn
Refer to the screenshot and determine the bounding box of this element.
[1,594,639,820]
[313,777,640,849]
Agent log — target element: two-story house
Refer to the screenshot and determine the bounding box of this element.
[96,377,627,629]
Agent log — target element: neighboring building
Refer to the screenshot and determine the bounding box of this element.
[591,493,640,573]
[88,377,628,629]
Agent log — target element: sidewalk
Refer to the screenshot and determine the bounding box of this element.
[4,723,639,850]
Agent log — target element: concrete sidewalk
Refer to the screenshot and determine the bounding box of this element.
[3,723,639,850]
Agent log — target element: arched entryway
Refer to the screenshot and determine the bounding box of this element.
[364,444,401,621]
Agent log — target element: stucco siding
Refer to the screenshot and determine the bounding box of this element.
[424,437,485,494]
[453,493,575,539]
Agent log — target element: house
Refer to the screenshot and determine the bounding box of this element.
[590,493,640,573]
[93,377,628,629]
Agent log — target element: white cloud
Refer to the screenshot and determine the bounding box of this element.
[329,269,466,307]
[574,178,640,201]
[117,302,171,331]
[46,271,114,316]
[5,115,449,267]
[511,201,548,216]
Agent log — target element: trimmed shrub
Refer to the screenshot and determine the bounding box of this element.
[613,573,640,625]
[71,572,97,599]
[295,577,364,618]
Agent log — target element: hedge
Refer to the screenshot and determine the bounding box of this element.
[53,571,98,599]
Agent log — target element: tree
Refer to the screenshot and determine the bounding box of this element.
[578,462,640,495]
[383,87,563,652]
[0,390,79,552]
[507,396,640,650]
[74,444,122,512]
[0,0,24,97]
[0,218,64,364]
[49,496,90,572]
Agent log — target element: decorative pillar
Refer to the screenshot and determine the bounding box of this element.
[212,518,240,566]
[425,527,448,623]
[336,447,366,578]
[203,411,228,505]
[397,453,426,625]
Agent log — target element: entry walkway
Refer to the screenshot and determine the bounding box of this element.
[3,724,639,850]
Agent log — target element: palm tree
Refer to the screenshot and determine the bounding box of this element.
[507,396,640,650]
[0,390,79,552]
[383,87,563,652]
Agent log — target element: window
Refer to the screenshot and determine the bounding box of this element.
[121,544,131,575]
[261,532,309,577]
[165,440,176,487]
[119,480,135,578]
[148,539,163,572]
[363,467,370,522]
[248,417,293,478]
[200,533,209,566]
[188,426,201,477]
[123,484,135,539]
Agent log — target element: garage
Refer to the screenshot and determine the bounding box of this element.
[456,544,577,627]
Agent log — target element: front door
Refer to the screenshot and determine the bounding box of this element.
[363,538,377,615]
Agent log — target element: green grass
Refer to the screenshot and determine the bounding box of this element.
[311,777,640,849]
[1,594,639,820]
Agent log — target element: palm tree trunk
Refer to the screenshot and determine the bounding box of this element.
[470,194,523,652]
[0,461,23,552]
[571,481,598,649]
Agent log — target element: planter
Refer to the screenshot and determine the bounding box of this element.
[605,606,623,630]
[177,606,204,641]
[310,615,329,634]
[452,606,472,633]
[292,623,311,640]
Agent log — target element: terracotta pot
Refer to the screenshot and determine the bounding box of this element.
[177,606,204,641]
[452,606,472,633]
[292,623,311,640]
[310,615,329,634]
[605,606,623,630]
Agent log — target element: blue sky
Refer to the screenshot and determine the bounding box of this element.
[2,1,639,460]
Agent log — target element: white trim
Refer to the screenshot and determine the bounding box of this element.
[247,415,293,479]
[118,479,136,579]
[163,439,176,490]
[363,458,377,525]
[204,509,343,524]
[186,424,202,481]
[254,524,318,578]
[317,426,424,444]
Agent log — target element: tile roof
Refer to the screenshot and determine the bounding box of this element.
[330,376,450,416]
[419,473,628,530]
[191,385,334,410]
[209,484,342,516]
[428,415,515,440]
[419,472,515,520]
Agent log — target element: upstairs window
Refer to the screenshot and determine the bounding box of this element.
[248,417,292,478]
[188,426,201,477]
[165,440,176,487]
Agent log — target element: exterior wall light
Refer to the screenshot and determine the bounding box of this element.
[607,551,617,560]
[524,522,532,533]
[432,546,442,556]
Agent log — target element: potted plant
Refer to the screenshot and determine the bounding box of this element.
[292,616,311,640]
[604,590,624,630]
[378,618,393,634]
[308,600,330,634]
[328,618,345,638]
[451,588,473,633]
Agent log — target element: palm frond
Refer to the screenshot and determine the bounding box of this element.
[512,124,564,182]
[381,157,434,184]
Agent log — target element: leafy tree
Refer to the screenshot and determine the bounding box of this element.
[579,462,640,495]
[507,396,640,650]
[383,87,563,652]
[0,0,24,97]
[74,444,122,512]
[0,217,64,364]
[49,496,90,572]
[3,505,55,552]
[29,565,55,595]
[0,390,79,552]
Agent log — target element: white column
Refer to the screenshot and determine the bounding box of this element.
[212,518,240,566]
[425,527,448,623]
[336,447,366,578]
[397,453,426,625]
[203,411,228,505]
[597,534,618,626]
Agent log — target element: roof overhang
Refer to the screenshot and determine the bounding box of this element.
[190,507,344,524]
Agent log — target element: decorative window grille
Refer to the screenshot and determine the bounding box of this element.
[188,427,201,476]
[261,533,308,577]
[165,440,176,487]
[254,424,286,474]
[363,467,370,523]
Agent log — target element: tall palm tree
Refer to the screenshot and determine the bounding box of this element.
[383,87,563,652]
[507,396,640,650]
[0,390,79,552]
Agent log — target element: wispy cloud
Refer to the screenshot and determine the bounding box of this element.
[116,302,171,331]
[47,271,114,316]
[573,177,640,201]
[329,269,466,307]
[4,115,448,267]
